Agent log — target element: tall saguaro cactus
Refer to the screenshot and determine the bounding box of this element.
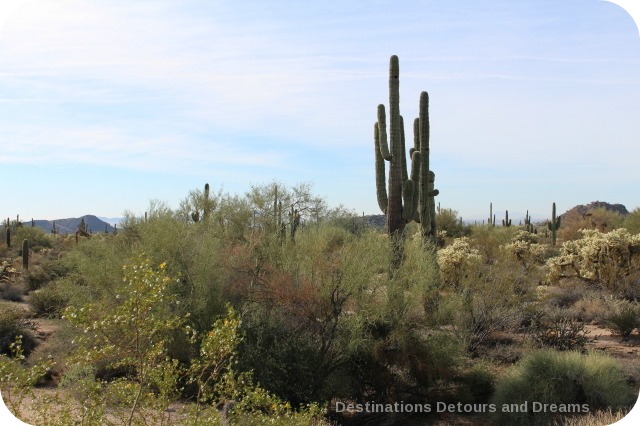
[374,55,439,243]
[548,202,561,246]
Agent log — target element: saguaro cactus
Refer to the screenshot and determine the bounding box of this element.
[374,55,439,243]
[548,202,561,246]
[5,227,10,248]
[22,239,29,270]
[488,203,496,227]
[203,183,211,220]
[502,210,512,227]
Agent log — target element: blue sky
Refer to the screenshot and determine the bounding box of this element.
[1,0,639,223]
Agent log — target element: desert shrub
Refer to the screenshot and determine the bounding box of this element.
[134,212,227,333]
[491,350,636,426]
[451,259,534,353]
[13,226,52,251]
[61,236,133,306]
[545,284,584,309]
[469,226,518,264]
[436,207,471,238]
[24,264,54,291]
[237,306,330,405]
[623,207,640,235]
[29,283,69,318]
[0,302,36,357]
[547,228,640,294]
[526,308,589,351]
[0,335,54,420]
[453,362,496,404]
[602,298,640,339]
[0,261,25,301]
[566,294,609,324]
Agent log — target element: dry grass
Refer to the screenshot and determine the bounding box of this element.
[554,408,629,425]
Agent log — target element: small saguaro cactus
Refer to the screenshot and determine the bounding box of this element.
[502,210,512,227]
[22,239,29,270]
[289,205,301,240]
[488,203,495,227]
[203,183,211,221]
[5,227,10,248]
[51,221,57,235]
[548,202,561,246]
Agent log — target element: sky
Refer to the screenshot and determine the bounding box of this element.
[0,0,639,224]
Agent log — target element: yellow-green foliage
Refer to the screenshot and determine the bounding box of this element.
[547,228,640,293]
[468,225,518,264]
[602,298,640,338]
[623,207,640,234]
[53,258,327,425]
[0,335,54,419]
[13,226,52,251]
[491,349,636,426]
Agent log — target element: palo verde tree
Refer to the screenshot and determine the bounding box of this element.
[374,55,439,246]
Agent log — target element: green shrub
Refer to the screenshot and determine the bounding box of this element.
[453,363,496,404]
[13,227,52,251]
[21,257,72,292]
[623,207,640,235]
[0,302,36,356]
[436,208,471,238]
[491,349,636,425]
[29,284,69,318]
[602,299,640,339]
[469,226,518,264]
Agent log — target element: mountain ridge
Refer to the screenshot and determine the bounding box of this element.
[30,215,115,235]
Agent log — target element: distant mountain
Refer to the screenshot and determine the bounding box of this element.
[32,215,115,235]
[98,216,122,226]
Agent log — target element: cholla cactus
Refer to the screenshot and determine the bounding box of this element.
[502,231,547,268]
[437,237,481,287]
[546,228,640,291]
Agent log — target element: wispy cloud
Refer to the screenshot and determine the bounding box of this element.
[1,0,638,219]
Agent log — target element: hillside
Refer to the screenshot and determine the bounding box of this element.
[30,215,115,235]
[560,201,629,222]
